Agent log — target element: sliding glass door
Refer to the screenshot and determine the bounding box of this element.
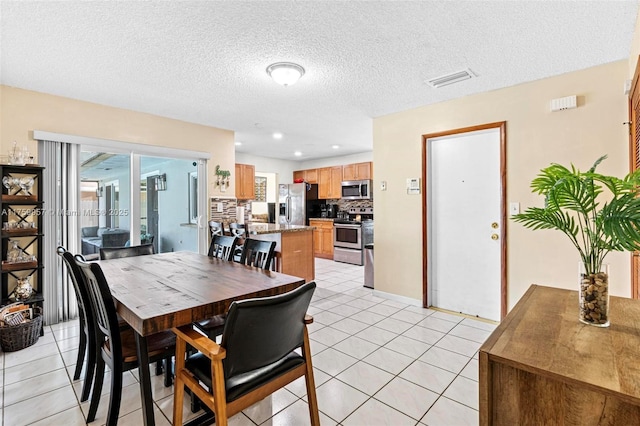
[79,151,204,257]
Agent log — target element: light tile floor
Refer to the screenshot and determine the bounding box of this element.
[0,258,496,425]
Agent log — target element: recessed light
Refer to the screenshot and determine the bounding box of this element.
[234,141,242,146]
[273,133,283,140]
[332,145,340,149]
[294,151,302,157]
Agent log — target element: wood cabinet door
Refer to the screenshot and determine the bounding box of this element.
[322,225,334,256]
[235,164,255,199]
[329,166,342,199]
[318,167,330,199]
[343,164,356,181]
[355,162,372,180]
[293,170,304,182]
[305,169,318,184]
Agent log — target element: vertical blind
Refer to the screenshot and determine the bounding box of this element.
[38,140,80,324]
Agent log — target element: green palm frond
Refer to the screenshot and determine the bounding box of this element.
[512,155,640,275]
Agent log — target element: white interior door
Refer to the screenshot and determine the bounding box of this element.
[427,128,501,321]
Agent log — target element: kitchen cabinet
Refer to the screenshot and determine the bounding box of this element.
[318,166,342,199]
[309,220,334,259]
[249,228,315,282]
[235,163,255,200]
[0,165,44,332]
[343,162,372,181]
[293,169,318,184]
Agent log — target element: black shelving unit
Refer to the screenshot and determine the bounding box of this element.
[0,165,44,332]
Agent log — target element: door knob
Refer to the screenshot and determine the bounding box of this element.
[491,222,499,229]
[491,234,499,240]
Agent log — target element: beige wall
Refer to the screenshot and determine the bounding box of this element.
[0,86,235,197]
[629,11,640,79]
[373,60,631,311]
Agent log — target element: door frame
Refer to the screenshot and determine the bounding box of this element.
[421,121,507,320]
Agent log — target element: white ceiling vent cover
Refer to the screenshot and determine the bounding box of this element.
[425,69,476,88]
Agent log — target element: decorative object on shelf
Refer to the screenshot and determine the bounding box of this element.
[10,277,34,302]
[7,141,33,166]
[215,165,231,189]
[5,240,35,264]
[2,176,35,196]
[255,177,267,202]
[0,303,41,351]
[512,155,640,327]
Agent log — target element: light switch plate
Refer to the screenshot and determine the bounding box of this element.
[381,181,387,191]
[509,202,520,215]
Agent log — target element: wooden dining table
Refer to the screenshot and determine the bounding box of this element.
[97,250,306,426]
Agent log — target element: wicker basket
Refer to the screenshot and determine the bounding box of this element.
[0,310,42,352]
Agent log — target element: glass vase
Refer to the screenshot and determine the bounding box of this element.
[578,263,610,327]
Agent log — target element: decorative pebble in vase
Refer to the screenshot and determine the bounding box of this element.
[578,263,609,327]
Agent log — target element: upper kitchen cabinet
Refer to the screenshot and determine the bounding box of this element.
[318,166,342,199]
[293,169,318,184]
[235,163,255,200]
[343,162,373,181]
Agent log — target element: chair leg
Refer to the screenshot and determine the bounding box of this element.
[80,336,97,402]
[212,360,228,426]
[87,357,105,423]
[303,328,320,426]
[190,390,201,413]
[163,356,173,387]
[173,338,187,426]
[155,360,163,376]
[106,367,123,426]
[73,327,87,381]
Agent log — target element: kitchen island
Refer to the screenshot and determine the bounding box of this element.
[246,223,315,282]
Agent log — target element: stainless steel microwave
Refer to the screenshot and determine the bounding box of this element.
[341,180,373,200]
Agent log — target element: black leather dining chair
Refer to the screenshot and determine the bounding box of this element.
[56,247,95,402]
[172,282,320,426]
[238,238,276,270]
[207,235,238,260]
[99,243,154,260]
[75,256,176,426]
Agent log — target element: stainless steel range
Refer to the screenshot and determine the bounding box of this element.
[333,207,373,265]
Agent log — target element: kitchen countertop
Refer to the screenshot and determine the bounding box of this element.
[308,218,335,222]
[247,223,315,235]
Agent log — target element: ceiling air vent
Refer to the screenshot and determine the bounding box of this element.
[425,69,476,88]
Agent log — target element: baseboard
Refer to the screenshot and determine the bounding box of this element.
[372,289,422,307]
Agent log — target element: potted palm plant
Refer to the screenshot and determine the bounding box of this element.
[512,155,640,327]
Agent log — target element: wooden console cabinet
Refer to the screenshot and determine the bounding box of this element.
[480,285,640,425]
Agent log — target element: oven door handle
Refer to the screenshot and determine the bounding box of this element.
[334,224,362,229]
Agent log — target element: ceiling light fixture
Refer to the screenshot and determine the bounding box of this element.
[234,141,242,146]
[273,132,283,140]
[266,62,305,86]
[425,68,476,88]
[332,145,340,149]
[294,151,302,157]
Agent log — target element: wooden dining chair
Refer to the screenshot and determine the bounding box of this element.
[238,238,276,270]
[56,247,96,402]
[75,257,176,426]
[207,235,238,260]
[173,282,320,426]
[99,243,154,260]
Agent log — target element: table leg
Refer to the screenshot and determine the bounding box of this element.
[135,332,156,426]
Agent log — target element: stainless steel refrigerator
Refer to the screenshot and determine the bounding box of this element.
[278,183,320,225]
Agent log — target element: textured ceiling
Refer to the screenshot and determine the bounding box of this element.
[1,1,638,161]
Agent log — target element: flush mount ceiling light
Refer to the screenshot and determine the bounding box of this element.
[332,145,340,149]
[294,151,302,157]
[234,141,242,146]
[273,132,283,140]
[267,62,305,86]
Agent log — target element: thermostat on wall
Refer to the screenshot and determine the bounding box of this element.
[407,178,421,195]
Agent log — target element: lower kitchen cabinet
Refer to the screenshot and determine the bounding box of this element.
[310,220,334,259]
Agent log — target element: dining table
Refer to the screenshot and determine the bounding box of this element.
[97,250,306,426]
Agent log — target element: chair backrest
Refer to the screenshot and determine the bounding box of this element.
[208,235,238,260]
[221,281,315,379]
[56,247,93,332]
[100,243,154,260]
[229,223,246,238]
[238,239,276,269]
[209,221,223,237]
[75,256,122,361]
